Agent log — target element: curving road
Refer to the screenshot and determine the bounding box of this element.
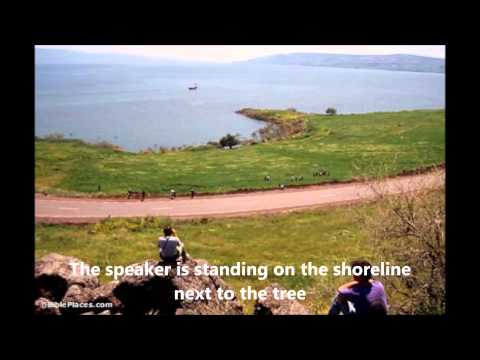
[35,172,444,224]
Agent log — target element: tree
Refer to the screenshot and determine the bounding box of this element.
[326,107,337,115]
[360,173,445,314]
[219,133,240,149]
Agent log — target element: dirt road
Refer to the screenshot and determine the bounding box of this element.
[35,172,444,224]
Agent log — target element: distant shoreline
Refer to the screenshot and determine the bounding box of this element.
[36,62,445,75]
[36,108,446,154]
[36,48,445,74]
[35,108,445,198]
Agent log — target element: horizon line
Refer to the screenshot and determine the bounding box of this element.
[35,45,446,63]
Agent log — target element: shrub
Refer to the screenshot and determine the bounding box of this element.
[326,107,337,115]
[360,173,445,314]
[219,133,240,149]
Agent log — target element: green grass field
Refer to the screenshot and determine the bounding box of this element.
[35,204,378,314]
[35,109,445,197]
[37,186,447,315]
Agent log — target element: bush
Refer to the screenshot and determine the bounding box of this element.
[219,133,240,149]
[326,107,337,115]
[360,173,445,314]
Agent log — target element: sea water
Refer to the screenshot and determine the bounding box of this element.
[35,63,445,152]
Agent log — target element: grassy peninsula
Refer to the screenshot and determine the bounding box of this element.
[35,109,445,197]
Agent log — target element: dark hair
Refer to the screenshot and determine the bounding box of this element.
[351,259,372,281]
[163,226,174,236]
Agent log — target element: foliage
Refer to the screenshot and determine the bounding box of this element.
[219,133,240,149]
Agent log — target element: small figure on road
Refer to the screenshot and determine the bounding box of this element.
[190,189,195,199]
[279,184,285,190]
[314,169,329,177]
[141,191,146,202]
[170,189,176,200]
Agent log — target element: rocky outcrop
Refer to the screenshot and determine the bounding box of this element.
[254,284,311,315]
[34,254,243,315]
[113,259,244,315]
[34,297,61,315]
[91,280,121,313]
[172,259,244,315]
[34,254,311,315]
[35,253,100,301]
[61,284,96,315]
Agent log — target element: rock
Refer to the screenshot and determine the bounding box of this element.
[90,280,121,313]
[61,284,96,315]
[175,308,186,315]
[113,259,243,315]
[81,310,116,315]
[63,284,95,303]
[61,278,121,315]
[34,297,61,316]
[112,260,167,315]
[254,284,311,315]
[35,253,245,315]
[35,253,100,301]
[172,259,243,315]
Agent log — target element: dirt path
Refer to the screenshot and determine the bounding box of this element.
[35,171,444,224]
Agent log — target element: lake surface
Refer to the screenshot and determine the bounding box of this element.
[35,63,445,152]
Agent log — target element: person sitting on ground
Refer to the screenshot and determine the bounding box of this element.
[158,226,188,264]
[328,259,388,315]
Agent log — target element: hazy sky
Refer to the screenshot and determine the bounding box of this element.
[37,45,445,62]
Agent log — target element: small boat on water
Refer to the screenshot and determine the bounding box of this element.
[188,83,198,90]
